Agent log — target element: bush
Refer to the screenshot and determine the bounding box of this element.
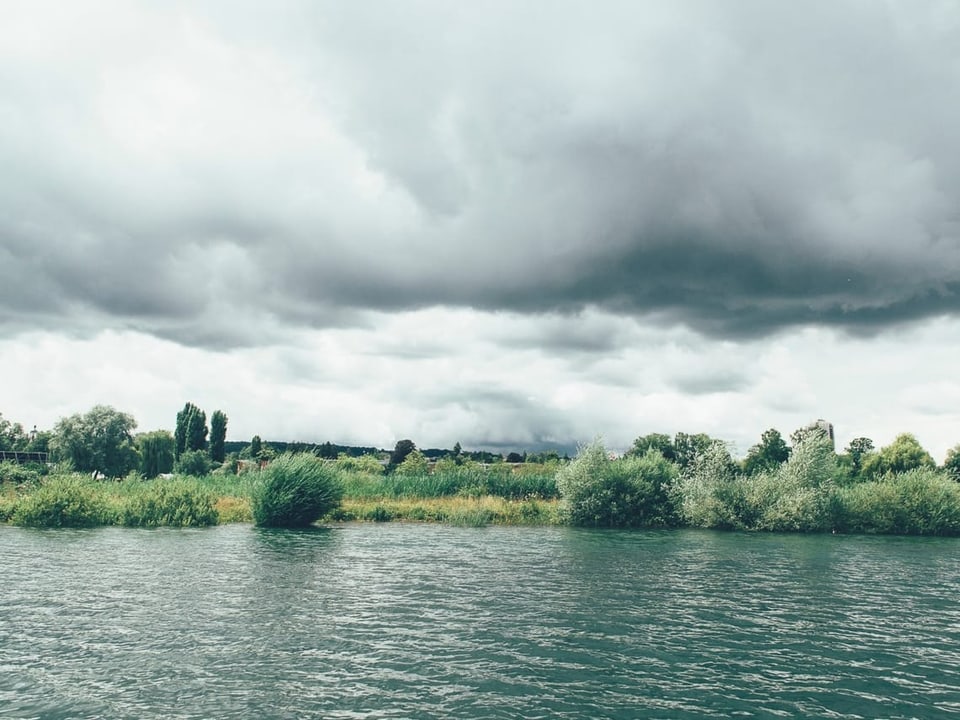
[557,441,679,528]
[11,475,112,528]
[176,449,212,477]
[676,441,742,529]
[832,468,960,535]
[252,453,344,527]
[0,461,42,486]
[119,478,219,527]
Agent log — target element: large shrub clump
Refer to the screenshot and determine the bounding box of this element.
[252,453,344,527]
[11,475,112,528]
[557,440,679,528]
[832,468,960,535]
[678,433,836,532]
[120,478,219,527]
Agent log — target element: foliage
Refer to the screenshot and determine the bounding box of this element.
[390,439,417,468]
[251,453,344,527]
[175,402,199,459]
[176,449,213,477]
[943,444,960,481]
[0,413,29,451]
[137,430,175,478]
[627,432,676,461]
[395,449,429,476]
[679,433,835,532]
[844,437,875,478]
[0,460,42,486]
[334,453,385,475]
[861,433,935,479]
[676,441,741,529]
[11,475,113,528]
[741,428,791,475]
[209,410,228,463]
[672,432,718,470]
[119,478,219,527]
[832,468,960,535]
[50,405,139,478]
[556,440,679,528]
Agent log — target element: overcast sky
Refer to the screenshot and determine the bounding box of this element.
[2,0,959,460]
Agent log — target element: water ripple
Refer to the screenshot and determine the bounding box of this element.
[2,525,959,718]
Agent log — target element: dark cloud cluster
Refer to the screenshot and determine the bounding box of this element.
[2,0,959,350]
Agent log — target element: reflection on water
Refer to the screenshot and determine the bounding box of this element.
[2,524,959,718]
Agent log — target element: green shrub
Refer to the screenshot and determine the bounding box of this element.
[334,453,385,475]
[557,441,679,528]
[120,478,219,527]
[676,441,741,529]
[11,475,112,528]
[0,461,42,486]
[832,468,960,535]
[252,453,344,527]
[175,449,212,477]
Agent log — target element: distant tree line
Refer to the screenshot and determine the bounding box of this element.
[5,405,960,487]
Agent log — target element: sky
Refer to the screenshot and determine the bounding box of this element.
[1,0,959,460]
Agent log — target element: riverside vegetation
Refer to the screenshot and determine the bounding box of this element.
[2,431,960,534]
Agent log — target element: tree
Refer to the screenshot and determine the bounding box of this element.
[50,405,139,477]
[390,439,416,469]
[673,432,717,470]
[173,402,208,455]
[249,435,263,459]
[742,428,791,475]
[861,433,935,478]
[845,437,875,478]
[451,441,463,464]
[505,452,524,463]
[0,413,29,451]
[186,408,207,453]
[627,433,676,461]
[396,449,429,475]
[176,449,212,477]
[209,410,227,463]
[942,444,960,481]
[137,430,175,478]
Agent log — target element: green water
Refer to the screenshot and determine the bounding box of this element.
[2,524,958,719]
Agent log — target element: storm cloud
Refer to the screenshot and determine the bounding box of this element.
[1,0,958,348]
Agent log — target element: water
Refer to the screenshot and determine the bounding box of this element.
[2,524,959,719]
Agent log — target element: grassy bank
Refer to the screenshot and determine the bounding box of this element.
[4,448,960,535]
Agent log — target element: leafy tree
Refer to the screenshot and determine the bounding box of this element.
[176,449,212,477]
[673,432,717,470]
[627,433,676,461]
[50,405,139,478]
[249,435,263,459]
[0,413,29,451]
[942,444,960,481]
[861,433,935,479]
[137,430,175,478]
[186,408,208,453]
[742,428,791,475]
[318,441,336,459]
[451,441,463,464]
[390,439,416,469]
[845,437,875,478]
[396,449,429,476]
[209,410,227,463]
[172,402,208,455]
[505,452,524,463]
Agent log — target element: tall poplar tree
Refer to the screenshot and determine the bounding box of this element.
[209,410,228,463]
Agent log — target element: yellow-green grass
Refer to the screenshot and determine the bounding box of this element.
[331,495,561,526]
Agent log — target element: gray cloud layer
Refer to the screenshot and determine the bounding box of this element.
[2,0,959,348]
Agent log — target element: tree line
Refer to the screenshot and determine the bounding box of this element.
[3,405,960,484]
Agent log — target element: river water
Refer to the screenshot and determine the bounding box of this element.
[2,524,959,719]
